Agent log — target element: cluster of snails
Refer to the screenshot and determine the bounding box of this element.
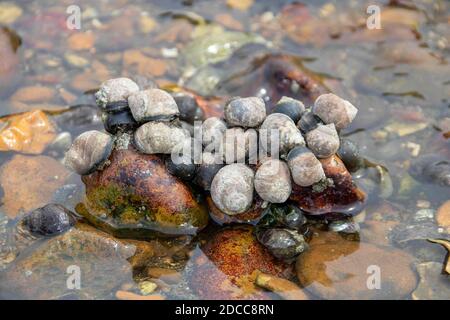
[64,77,359,220]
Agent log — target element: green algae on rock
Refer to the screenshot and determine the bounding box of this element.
[77,147,209,239]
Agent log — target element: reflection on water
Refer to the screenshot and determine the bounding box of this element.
[0,0,449,300]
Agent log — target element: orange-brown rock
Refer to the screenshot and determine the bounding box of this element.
[123,50,167,77]
[68,32,95,51]
[0,154,69,218]
[0,110,57,154]
[190,225,294,299]
[255,273,309,300]
[10,86,55,103]
[207,196,265,225]
[436,200,450,231]
[78,147,208,238]
[0,26,20,97]
[289,155,366,216]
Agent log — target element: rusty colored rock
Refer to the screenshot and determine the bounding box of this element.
[68,31,95,51]
[296,241,417,299]
[0,26,20,97]
[0,110,57,154]
[289,155,366,216]
[78,147,208,238]
[10,86,55,104]
[190,225,294,300]
[0,154,69,218]
[123,50,167,77]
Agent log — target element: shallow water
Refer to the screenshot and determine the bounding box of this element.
[0,0,449,300]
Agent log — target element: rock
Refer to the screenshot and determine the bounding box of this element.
[0,155,70,218]
[0,110,57,154]
[296,241,417,299]
[227,0,253,11]
[78,147,208,238]
[139,281,158,295]
[64,53,89,68]
[436,200,450,231]
[427,239,450,274]
[0,225,134,299]
[147,267,182,284]
[207,196,265,225]
[10,86,55,103]
[68,32,95,51]
[115,291,165,300]
[0,26,20,97]
[361,220,398,246]
[409,154,450,187]
[255,273,309,300]
[412,262,450,300]
[289,155,366,216]
[190,226,293,299]
[0,3,23,24]
[139,15,157,34]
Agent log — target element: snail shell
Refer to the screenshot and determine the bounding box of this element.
[64,130,113,175]
[297,109,322,133]
[220,127,258,164]
[172,92,204,124]
[260,113,305,156]
[273,96,305,123]
[134,122,189,154]
[254,159,292,203]
[306,123,340,158]
[211,163,254,215]
[337,139,363,172]
[224,97,266,128]
[194,152,224,191]
[95,78,139,108]
[256,228,308,260]
[102,109,138,134]
[201,117,227,148]
[287,146,325,187]
[313,93,358,130]
[23,204,76,236]
[128,88,180,123]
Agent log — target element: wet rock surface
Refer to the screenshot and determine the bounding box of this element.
[79,147,208,238]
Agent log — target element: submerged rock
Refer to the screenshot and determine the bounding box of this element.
[0,225,135,300]
[190,225,293,299]
[289,155,366,216]
[412,262,450,300]
[78,147,208,238]
[409,154,450,187]
[296,241,417,299]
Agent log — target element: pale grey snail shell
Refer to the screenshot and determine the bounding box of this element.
[254,159,292,203]
[224,97,266,128]
[306,123,340,158]
[134,122,189,154]
[201,116,227,148]
[211,163,254,215]
[220,127,257,164]
[95,77,139,108]
[128,88,180,122]
[313,93,358,130]
[63,130,113,175]
[287,146,325,187]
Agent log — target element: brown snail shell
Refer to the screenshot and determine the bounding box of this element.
[201,116,227,148]
[134,122,189,154]
[254,159,292,203]
[259,113,305,156]
[211,163,254,215]
[95,78,139,108]
[313,93,358,130]
[63,130,113,175]
[287,146,325,187]
[306,123,340,158]
[128,89,180,123]
[224,97,266,128]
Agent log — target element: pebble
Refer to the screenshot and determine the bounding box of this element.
[139,15,157,34]
[68,31,95,51]
[255,273,309,300]
[138,281,158,295]
[0,3,23,24]
[64,53,89,68]
[123,50,167,77]
[0,110,56,154]
[227,0,254,11]
[296,242,417,299]
[10,86,56,103]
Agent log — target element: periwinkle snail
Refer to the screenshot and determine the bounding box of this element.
[224,97,266,128]
[202,116,227,148]
[194,152,224,190]
[172,92,204,124]
[287,146,325,187]
[95,77,140,108]
[211,163,254,215]
[221,127,257,163]
[134,122,189,154]
[312,93,358,130]
[23,204,76,236]
[128,88,180,122]
[337,139,364,172]
[272,96,305,123]
[256,228,308,260]
[254,159,291,203]
[305,123,340,158]
[63,130,113,175]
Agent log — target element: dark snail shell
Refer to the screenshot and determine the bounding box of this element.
[63,130,114,175]
[173,92,204,124]
[297,109,322,133]
[193,152,224,191]
[256,228,308,260]
[272,96,305,123]
[102,109,138,134]
[337,139,363,172]
[23,204,76,236]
